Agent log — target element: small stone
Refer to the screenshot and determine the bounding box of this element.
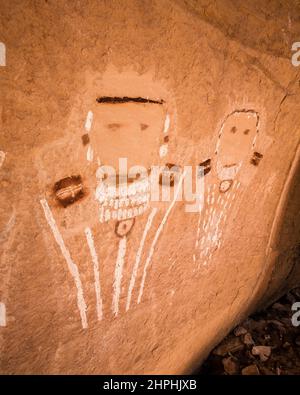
[267,319,286,331]
[243,333,255,346]
[260,366,275,375]
[242,364,260,375]
[252,345,272,362]
[271,303,288,312]
[291,288,300,299]
[222,357,239,375]
[234,326,247,337]
[283,342,291,349]
[213,337,244,356]
[286,292,296,304]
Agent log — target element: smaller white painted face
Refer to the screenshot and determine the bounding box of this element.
[217,111,259,181]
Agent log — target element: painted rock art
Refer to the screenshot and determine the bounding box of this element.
[36,71,186,328]
[194,110,264,266]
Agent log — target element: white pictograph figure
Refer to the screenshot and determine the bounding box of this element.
[40,91,184,327]
[194,110,262,266]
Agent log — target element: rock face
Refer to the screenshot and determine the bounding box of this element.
[0,0,300,374]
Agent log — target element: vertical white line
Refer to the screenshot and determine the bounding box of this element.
[112,236,127,316]
[126,208,157,311]
[0,151,5,169]
[0,302,6,327]
[137,171,186,304]
[85,110,93,132]
[87,146,93,162]
[163,113,170,134]
[0,43,5,67]
[194,209,202,256]
[85,227,103,321]
[40,198,88,329]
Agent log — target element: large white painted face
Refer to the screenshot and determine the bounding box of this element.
[89,101,168,223]
[91,102,166,169]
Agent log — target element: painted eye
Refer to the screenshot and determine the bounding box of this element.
[198,159,211,176]
[244,129,250,135]
[230,126,237,133]
[107,123,121,131]
[140,123,149,130]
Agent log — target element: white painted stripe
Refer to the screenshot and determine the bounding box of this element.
[112,236,127,316]
[163,113,170,134]
[87,146,93,162]
[85,110,93,132]
[194,209,202,256]
[126,208,157,311]
[40,199,88,329]
[0,302,6,327]
[0,151,5,169]
[159,144,168,158]
[85,227,103,321]
[0,43,5,67]
[137,171,186,304]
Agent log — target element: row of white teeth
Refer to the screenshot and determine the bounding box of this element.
[97,193,150,208]
[95,180,150,200]
[99,203,149,222]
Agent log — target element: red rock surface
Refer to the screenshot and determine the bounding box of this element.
[0,1,299,373]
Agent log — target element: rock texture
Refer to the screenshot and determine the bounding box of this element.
[0,0,300,374]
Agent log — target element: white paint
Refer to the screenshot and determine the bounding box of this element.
[0,302,6,327]
[215,138,221,155]
[112,236,127,316]
[85,227,103,321]
[159,144,168,158]
[0,43,5,66]
[137,171,186,304]
[96,177,150,223]
[194,212,202,262]
[0,151,5,168]
[84,110,93,132]
[40,199,88,329]
[217,161,241,181]
[126,208,157,311]
[87,146,93,162]
[163,113,170,134]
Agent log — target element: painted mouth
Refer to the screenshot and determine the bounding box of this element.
[216,161,241,181]
[95,177,150,222]
[223,163,238,168]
